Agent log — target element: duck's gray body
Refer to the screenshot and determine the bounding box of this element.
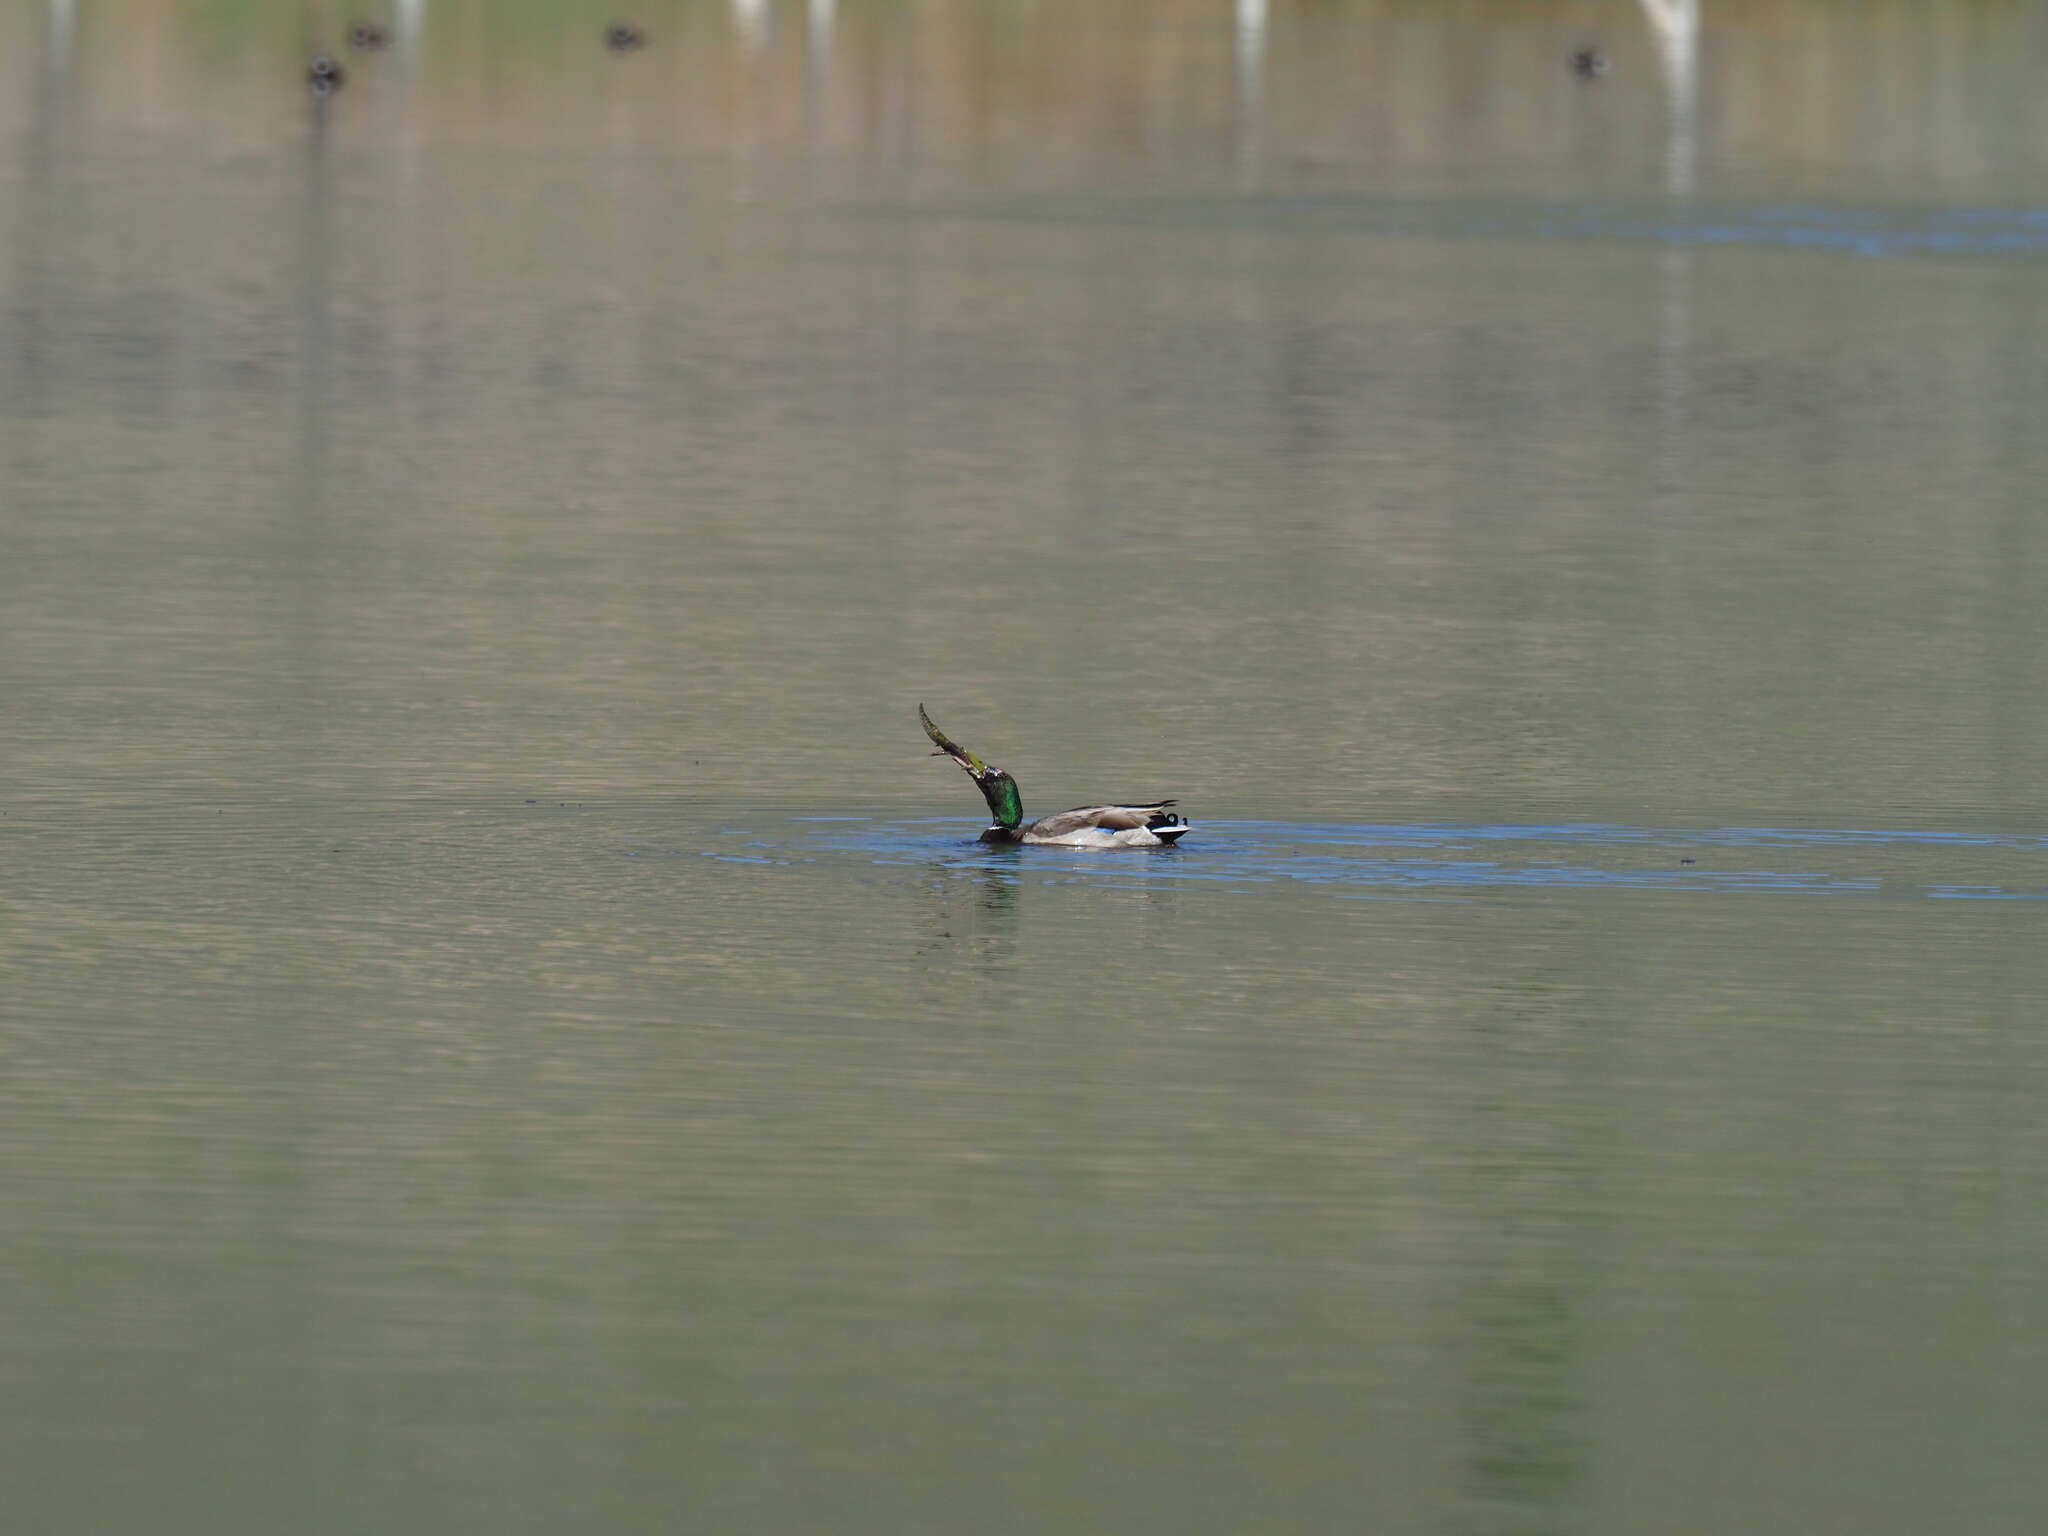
[920,706,1191,849]
[983,799,1188,849]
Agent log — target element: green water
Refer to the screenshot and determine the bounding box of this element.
[6,2,2048,1531]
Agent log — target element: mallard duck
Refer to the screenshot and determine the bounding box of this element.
[920,705,1191,848]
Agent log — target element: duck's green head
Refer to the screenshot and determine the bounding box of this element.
[973,767,1024,829]
[921,704,1024,829]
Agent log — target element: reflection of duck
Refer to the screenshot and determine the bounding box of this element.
[920,706,1191,848]
[308,55,346,94]
[349,23,387,50]
[606,22,646,52]
[1570,47,1609,79]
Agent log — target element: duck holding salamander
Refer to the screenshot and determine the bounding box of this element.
[920,705,1191,848]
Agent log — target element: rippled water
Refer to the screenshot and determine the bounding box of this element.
[790,816,2048,897]
[998,193,2048,259]
[8,1,2048,1532]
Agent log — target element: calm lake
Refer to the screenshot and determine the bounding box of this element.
[6,1,2048,1531]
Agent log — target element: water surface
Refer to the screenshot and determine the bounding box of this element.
[6,3,2048,1532]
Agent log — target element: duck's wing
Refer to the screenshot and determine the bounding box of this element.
[1027,800,1178,839]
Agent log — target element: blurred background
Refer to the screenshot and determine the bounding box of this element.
[5,3,2048,1532]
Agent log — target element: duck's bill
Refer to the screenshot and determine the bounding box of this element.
[919,704,986,774]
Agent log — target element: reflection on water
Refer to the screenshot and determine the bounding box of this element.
[1642,0,1700,197]
[7,2,2048,1533]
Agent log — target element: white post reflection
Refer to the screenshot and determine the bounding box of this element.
[394,0,424,54]
[1236,0,1266,97]
[808,0,834,76]
[802,0,836,172]
[1642,1,1701,760]
[1643,0,1701,479]
[1639,0,1699,198]
[1235,0,1267,183]
[733,0,770,55]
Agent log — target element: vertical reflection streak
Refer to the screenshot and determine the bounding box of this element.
[1652,0,1700,497]
[733,0,770,57]
[808,0,835,79]
[805,0,835,168]
[1641,0,1701,198]
[10,0,76,423]
[1645,0,1702,780]
[294,100,335,522]
[394,0,423,54]
[1234,0,1266,187]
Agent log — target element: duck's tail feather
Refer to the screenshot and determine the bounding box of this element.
[1144,807,1190,842]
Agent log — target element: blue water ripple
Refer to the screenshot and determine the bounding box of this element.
[769,817,2038,900]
